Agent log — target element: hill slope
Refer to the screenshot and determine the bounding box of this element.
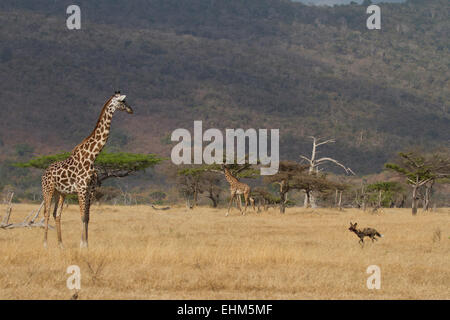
[0,0,448,174]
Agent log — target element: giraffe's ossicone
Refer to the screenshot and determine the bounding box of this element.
[41,91,133,248]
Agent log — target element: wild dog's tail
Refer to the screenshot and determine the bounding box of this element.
[376,232,383,238]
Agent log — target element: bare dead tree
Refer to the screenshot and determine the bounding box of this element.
[300,136,355,208]
[151,205,171,211]
[0,192,14,226]
[0,197,51,229]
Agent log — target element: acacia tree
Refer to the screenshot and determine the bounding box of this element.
[353,179,368,210]
[251,187,280,212]
[366,181,404,208]
[385,151,450,215]
[264,161,340,213]
[16,151,164,183]
[200,171,222,208]
[15,151,165,203]
[300,136,355,208]
[176,165,224,208]
[264,161,308,213]
[294,172,344,209]
[331,180,351,210]
[176,166,204,209]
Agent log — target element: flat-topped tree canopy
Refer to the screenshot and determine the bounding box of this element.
[15,151,165,183]
[385,150,450,214]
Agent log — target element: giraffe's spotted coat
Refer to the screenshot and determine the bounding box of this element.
[223,166,255,216]
[41,92,133,248]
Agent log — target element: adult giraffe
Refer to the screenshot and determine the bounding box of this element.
[41,91,133,248]
[222,165,255,216]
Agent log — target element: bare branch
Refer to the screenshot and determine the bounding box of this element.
[417,178,433,187]
[315,139,336,147]
[299,155,312,163]
[315,157,355,175]
[207,169,223,174]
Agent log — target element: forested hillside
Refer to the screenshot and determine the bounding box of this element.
[0,0,448,178]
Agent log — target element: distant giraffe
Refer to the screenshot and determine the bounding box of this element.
[222,165,255,216]
[41,91,133,248]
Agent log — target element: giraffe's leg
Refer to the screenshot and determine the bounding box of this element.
[43,189,54,248]
[236,195,242,212]
[53,193,65,248]
[243,193,249,215]
[78,189,90,248]
[226,192,236,216]
[89,172,98,205]
[249,197,256,212]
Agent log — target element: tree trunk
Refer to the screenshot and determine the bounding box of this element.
[412,185,419,215]
[360,184,367,211]
[338,191,343,211]
[423,182,433,211]
[423,186,428,211]
[310,192,317,208]
[1,192,14,226]
[304,190,312,208]
[185,197,191,209]
[378,190,382,207]
[192,188,198,208]
[280,191,288,213]
[398,195,405,208]
[335,189,338,208]
[208,191,218,208]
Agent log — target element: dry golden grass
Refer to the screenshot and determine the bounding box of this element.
[0,203,449,300]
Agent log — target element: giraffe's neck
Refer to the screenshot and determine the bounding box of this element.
[224,168,239,186]
[71,98,115,164]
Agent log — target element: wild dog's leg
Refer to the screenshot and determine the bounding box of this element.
[359,237,364,246]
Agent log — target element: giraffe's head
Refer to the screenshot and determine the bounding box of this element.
[109,91,133,114]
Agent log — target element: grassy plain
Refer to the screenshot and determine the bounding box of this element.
[0,204,448,299]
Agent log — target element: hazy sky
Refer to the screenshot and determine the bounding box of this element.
[292,0,406,5]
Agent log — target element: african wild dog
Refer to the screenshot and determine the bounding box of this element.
[349,222,383,245]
